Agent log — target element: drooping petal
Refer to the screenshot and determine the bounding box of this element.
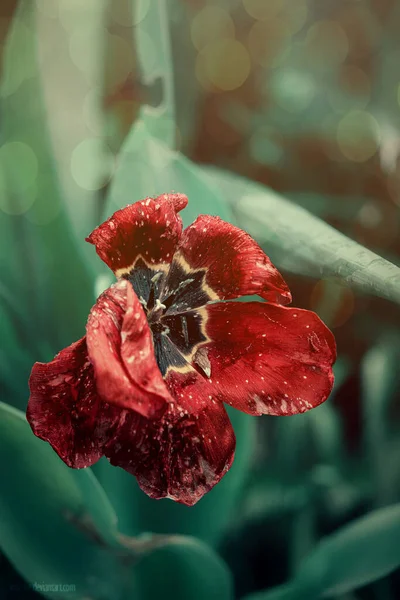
[202,302,336,416]
[161,215,291,310]
[86,280,172,418]
[105,373,235,506]
[86,193,188,276]
[27,337,120,468]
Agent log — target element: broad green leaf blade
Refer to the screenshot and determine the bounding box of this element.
[294,503,400,597]
[92,409,255,547]
[0,402,122,600]
[201,167,400,306]
[133,0,176,146]
[0,1,95,378]
[104,119,232,226]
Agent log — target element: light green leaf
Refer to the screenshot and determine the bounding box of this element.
[133,0,175,147]
[0,1,95,387]
[201,167,400,306]
[294,503,400,597]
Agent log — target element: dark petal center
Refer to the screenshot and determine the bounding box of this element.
[159,259,213,315]
[125,256,213,378]
[162,312,207,356]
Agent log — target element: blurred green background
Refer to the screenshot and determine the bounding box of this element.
[0,1,400,599]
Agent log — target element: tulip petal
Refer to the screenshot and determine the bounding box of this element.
[105,373,235,506]
[86,193,188,276]
[86,280,172,418]
[162,215,291,309]
[27,337,120,468]
[203,302,336,416]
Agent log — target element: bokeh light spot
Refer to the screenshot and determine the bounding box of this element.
[329,66,371,113]
[24,175,62,226]
[304,20,349,68]
[36,0,59,19]
[110,0,150,27]
[271,69,316,113]
[0,20,36,97]
[311,278,355,329]
[248,19,292,69]
[69,26,106,85]
[191,7,235,51]
[243,0,283,21]
[357,201,382,229]
[249,129,283,165]
[0,142,38,215]
[286,1,308,34]
[196,40,250,92]
[105,33,135,92]
[337,110,380,162]
[70,139,115,191]
[58,0,100,32]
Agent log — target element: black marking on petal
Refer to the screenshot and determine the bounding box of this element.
[160,260,213,315]
[151,329,189,377]
[125,258,166,310]
[162,311,207,357]
[122,256,214,379]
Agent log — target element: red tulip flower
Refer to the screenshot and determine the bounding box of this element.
[27,193,336,505]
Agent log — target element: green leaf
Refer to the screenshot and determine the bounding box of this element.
[0,402,234,600]
[0,3,95,377]
[246,503,400,600]
[201,166,400,306]
[133,0,176,147]
[132,537,233,600]
[294,503,400,597]
[104,118,232,226]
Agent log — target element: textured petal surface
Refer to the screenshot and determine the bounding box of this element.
[27,337,120,468]
[167,215,291,306]
[105,373,235,506]
[86,280,172,418]
[202,302,336,416]
[86,193,188,276]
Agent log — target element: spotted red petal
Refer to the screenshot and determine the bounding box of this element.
[164,215,291,307]
[86,193,188,276]
[86,280,172,418]
[202,302,336,416]
[27,337,120,468]
[105,372,235,506]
